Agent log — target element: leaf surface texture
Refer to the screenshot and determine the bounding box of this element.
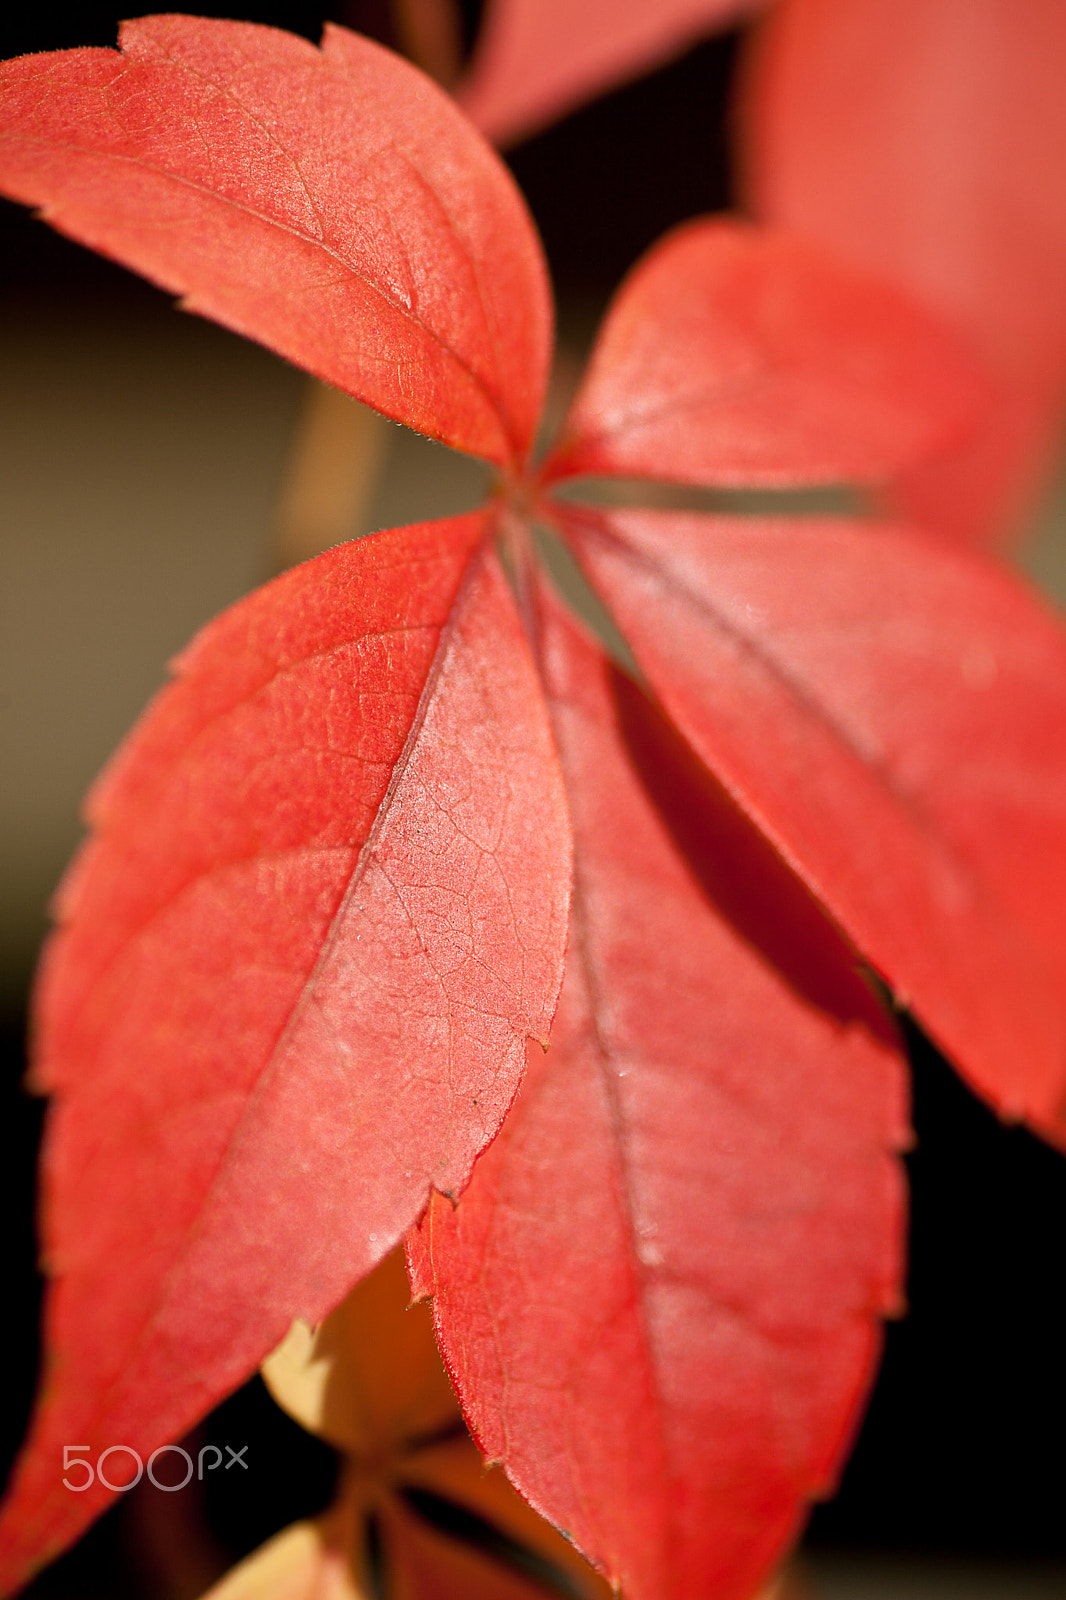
[0,516,570,1591]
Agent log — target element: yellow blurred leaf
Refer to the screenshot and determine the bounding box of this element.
[262,1246,461,1457]
[201,1492,365,1600]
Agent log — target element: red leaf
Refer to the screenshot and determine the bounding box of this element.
[0,16,550,465]
[561,505,1066,1144]
[458,0,766,148]
[543,219,989,492]
[740,0,1066,542]
[0,515,570,1593]
[410,596,909,1600]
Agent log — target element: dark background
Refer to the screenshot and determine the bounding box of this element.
[1,5,1064,1594]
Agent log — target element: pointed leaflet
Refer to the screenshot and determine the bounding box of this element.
[740,0,1066,543]
[544,219,989,492]
[410,599,909,1600]
[0,516,570,1593]
[458,0,766,148]
[561,505,1066,1143]
[0,16,550,465]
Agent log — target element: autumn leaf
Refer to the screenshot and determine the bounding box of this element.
[1,15,1065,1600]
[557,504,1066,1144]
[544,218,989,491]
[0,15,551,464]
[410,592,909,1600]
[740,0,1066,543]
[1,515,570,1585]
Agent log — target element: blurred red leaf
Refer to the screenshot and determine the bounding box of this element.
[740,0,1066,543]
[545,219,990,491]
[458,0,766,147]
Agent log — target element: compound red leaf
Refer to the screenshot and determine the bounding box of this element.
[0,16,550,466]
[543,219,988,493]
[741,0,1066,543]
[410,596,909,1600]
[458,0,766,148]
[562,505,1066,1144]
[0,515,571,1594]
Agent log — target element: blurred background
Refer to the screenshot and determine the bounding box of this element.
[2,4,1065,1597]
